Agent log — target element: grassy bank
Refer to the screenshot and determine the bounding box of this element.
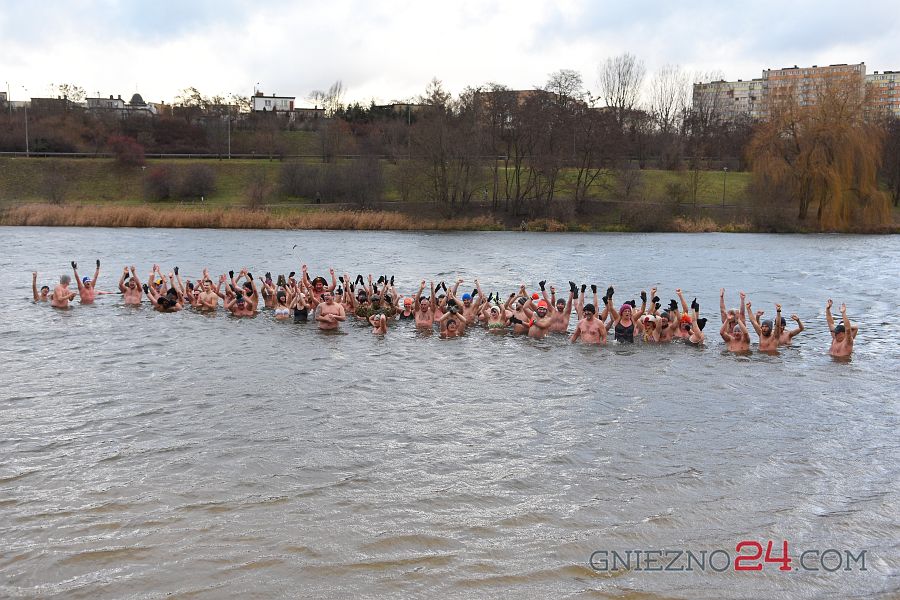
[0,157,753,207]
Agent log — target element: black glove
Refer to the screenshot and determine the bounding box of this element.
[71,261,77,269]
[142,283,149,293]
[390,276,394,286]
[378,275,384,284]
[349,283,355,292]
[591,284,597,294]
[247,272,253,280]
[581,284,587,293]
[471,288,478,297]
[338,276,344,283]
[229,270,234,279]
[697,318,708,331]
[652,295,660,304]
[336,287,343,295]
[96,259,100,268]
[441,282,447,291]
[509,316,522,325]
[568,281,576,293]
[640,291,647,303]
[627,299,637,308]
[601,295,608,305]
[539,280,546,291]
[174,266,179,275]
[691,298,699,312]
[669,299,678,312]
[606,286,614,299]
[655,302,661,311]
[289,271,296,278]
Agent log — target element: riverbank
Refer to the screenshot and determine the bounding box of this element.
[3,203,898,233]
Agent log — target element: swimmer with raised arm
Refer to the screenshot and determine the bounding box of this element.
[826,299,855,358]
[720,314,751,353]
[777,313,805,346]
[547,282,574,333]
[118,265,143,305]
[746,300,782,353]
[32,272,50,302]
[72,259,101,304]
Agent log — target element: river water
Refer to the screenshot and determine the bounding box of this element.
[1,227,898,599]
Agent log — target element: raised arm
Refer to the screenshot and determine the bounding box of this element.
[825,299,835,332]
[92,259,101,286]
[676,288,689,315]
[328,268,337,292]
[71,261,84,291]
[789,314,804,339]
[720,288,727,323]
[840,303,852,343]
[32,272,39,301]
[774,304,784,337]
[746,301,762,335]
[719,321,732,343]
[118,266,128,293]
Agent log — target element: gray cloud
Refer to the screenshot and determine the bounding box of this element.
[2,0,898,104]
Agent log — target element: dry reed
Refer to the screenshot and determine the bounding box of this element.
[0,204,504,231]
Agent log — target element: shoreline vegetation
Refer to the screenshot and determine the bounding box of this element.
[2,203,898,233]
[0,156,896,233]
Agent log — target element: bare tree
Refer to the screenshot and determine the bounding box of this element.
[308,81,345,117]
[597,53,646,126]
[648,64,688,135]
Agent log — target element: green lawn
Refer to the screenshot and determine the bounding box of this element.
[0,156,752,208]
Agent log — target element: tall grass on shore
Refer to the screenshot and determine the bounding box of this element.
[0,204,504,231]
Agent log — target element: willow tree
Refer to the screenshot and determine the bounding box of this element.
[748,73,891,230]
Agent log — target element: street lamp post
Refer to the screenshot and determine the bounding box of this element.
[721,166,729,207]
[227,115,231,159]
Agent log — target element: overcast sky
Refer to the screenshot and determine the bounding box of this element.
[2,0,897,106]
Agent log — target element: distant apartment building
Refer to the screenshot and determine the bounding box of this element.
[691,78,765,121]
[759,63,866,118]
[0,91,7,104]
[692,62,884,122]
[866,71,900,117]
[251,91,294,112]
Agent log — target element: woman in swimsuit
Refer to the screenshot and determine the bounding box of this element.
[607,299,644,343]
[274,290,291,320]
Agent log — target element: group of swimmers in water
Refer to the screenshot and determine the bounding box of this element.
[32,260,857,357]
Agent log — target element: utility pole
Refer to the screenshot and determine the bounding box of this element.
[23,86,29,157]
[722,166,729,207]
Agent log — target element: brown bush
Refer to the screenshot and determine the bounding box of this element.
[179,164,217,199]
[144,165,176,201]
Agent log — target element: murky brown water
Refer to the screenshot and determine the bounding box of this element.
[1,228,898,599]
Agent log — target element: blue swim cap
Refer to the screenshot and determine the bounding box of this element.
[82,277,91,284]
[462,293,472,300]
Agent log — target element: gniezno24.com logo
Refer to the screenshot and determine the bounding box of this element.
[589,540,868,573]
